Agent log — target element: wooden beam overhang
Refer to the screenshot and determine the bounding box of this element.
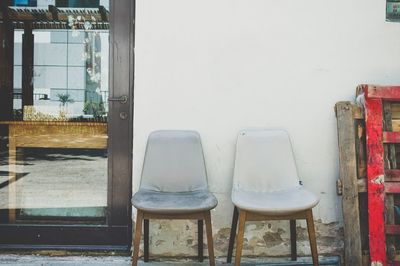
[0,6,109,30]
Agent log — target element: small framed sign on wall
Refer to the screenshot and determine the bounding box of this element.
[387,0,400,22]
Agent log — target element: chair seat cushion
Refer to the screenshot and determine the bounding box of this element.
[132,189,218,214]
[232,186,319,215]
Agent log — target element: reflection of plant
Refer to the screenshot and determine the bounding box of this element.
[57,93,74,106]
[83,100,106,118]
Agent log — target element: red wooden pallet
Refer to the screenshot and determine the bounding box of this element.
[364,85,400,266]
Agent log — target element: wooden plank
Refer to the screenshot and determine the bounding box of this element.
[357,178,367,192]
[391,103,400,119]
[386,225,400,235]
[357,178,400,193]
[386,170,400,181]
[385,183,400,193]
[383,131,400,143]
[365,97,386,265]
[383,102,396,261]
[353,105,364,119]
[2,122,108,149]
[392,120,400,131]
[356,120,367,179]
[366,85,400,99]
[14,134,107,149]
[335,101,363,266]
[359,194,370,261]
[383,103,396,169]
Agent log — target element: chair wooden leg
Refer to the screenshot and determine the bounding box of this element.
[198,219,204,262]
[290,219,297,261]
[306,209,319,266]
[132,210,144,266]
[227,206,239,263]
[144,219,149,262]
[235,209,247,266]
[204,211,216,266]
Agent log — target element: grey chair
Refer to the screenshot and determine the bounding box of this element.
[226,129,320,266]
[131,130,218,266]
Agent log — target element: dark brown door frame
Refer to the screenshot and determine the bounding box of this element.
[0,0,14,121]
[0,0,135,250]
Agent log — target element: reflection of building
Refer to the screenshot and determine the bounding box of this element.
[10,0,110,117]
[14,31,109,117]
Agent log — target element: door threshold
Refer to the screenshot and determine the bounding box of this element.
[0,244,129,252]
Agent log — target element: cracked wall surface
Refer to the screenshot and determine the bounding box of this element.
[133,219,343,258]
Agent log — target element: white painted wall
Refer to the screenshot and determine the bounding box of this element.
[133,0,400,255]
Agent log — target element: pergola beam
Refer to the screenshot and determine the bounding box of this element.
[0,6,110,29]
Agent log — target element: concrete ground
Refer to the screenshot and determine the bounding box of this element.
[0,255,340,265]
[0,149,107,213]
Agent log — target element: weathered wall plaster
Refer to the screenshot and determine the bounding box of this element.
[133,0,400,257]
[135,220,343,258]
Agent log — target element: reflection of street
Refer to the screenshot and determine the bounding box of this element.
[0,148,107,218]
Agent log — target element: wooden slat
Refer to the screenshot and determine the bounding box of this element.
[383,102,396,261]
[335,101,363,266]
[357,178,400,193]
[385,182,400,193]
[383,131,400,143]
[15,134,107,149]
[391,104,400,119]
[365,97,387,265]
[356,120,367,179]
[392,120,400,131]
[386,225,400,235]
[386,170,400,181]
[353,105,364,119]
[365,85,400,100]
[357,178,367,192]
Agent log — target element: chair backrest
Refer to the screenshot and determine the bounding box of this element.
[232,129,300,193]
[140,130,208,192]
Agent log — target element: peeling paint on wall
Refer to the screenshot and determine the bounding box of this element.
[134,219,343,258]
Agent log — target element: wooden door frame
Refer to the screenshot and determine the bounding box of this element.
[0,0,135,250]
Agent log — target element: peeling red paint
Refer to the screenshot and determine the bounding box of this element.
[365,93,386,265]
[366,85,400,100]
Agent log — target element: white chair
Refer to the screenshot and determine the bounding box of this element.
[226,129,320,266]
[131,130,218,266]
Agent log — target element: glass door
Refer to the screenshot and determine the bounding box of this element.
[0,0,133,249]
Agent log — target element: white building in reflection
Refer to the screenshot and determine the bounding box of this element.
[13,0,110,117]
